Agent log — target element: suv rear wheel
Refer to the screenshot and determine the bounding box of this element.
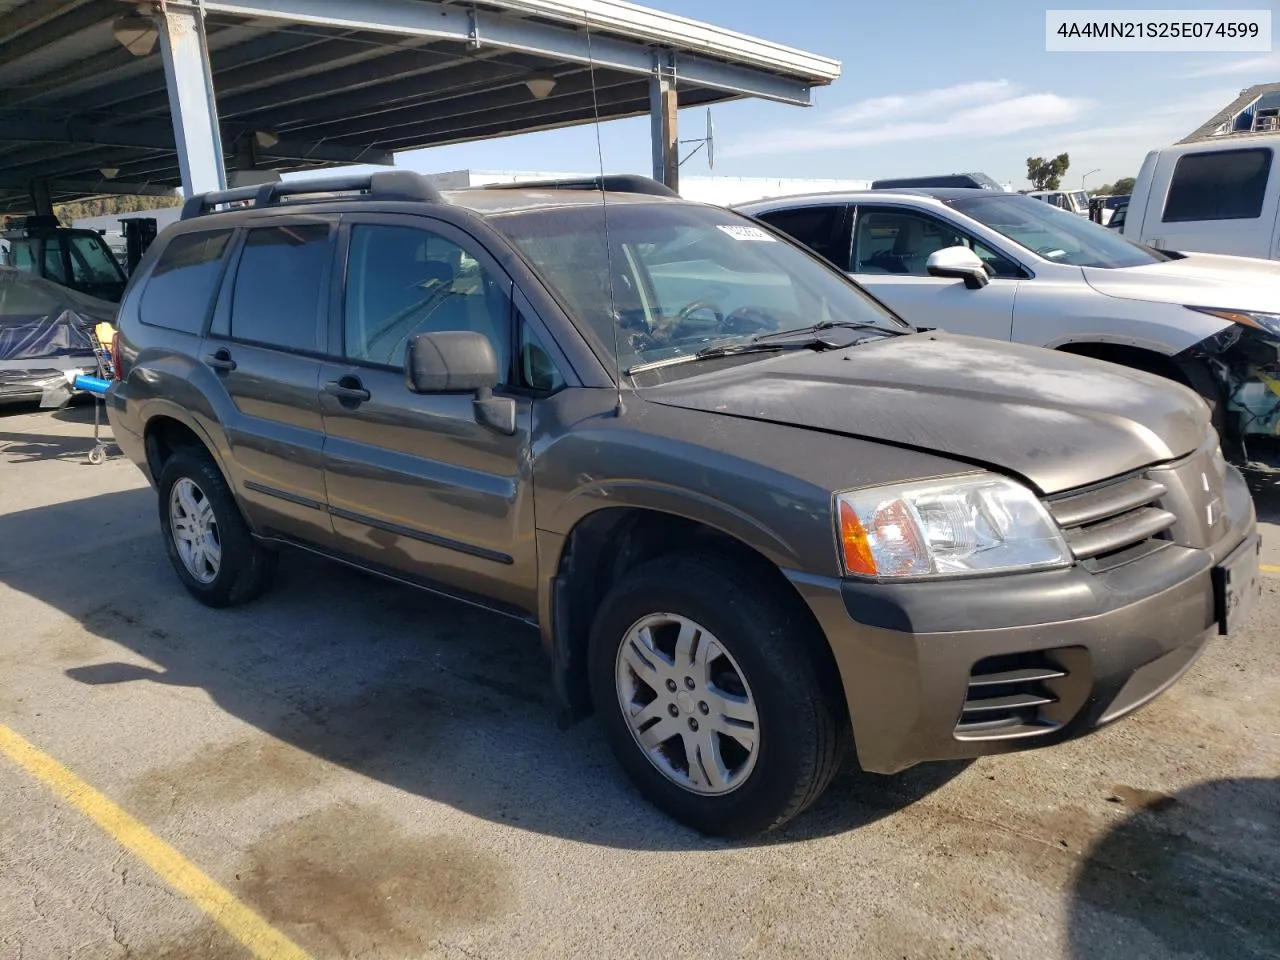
[588,553,847,837]
[157,448,276,607]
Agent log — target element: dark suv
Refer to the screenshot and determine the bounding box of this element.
[107,172,1261,837]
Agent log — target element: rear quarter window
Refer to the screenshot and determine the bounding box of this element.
[755,205,847,266]
[139,229,233,333]
[1162,147,1273,222]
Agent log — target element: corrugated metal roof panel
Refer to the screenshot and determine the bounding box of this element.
[0,0,841,211]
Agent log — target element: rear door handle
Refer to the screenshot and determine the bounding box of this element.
[204,349,236,372]
[325,377,370,403]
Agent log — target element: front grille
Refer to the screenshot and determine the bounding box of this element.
[955,652,1071,740]
[1048,473,1176,567]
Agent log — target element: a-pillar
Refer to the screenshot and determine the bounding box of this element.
[650,50,678,192]
[156,2,226,196]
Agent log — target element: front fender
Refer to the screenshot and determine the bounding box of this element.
[548,479,804,571]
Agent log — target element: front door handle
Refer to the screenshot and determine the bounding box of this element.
[204,349,236,372]
[325,377,370,403]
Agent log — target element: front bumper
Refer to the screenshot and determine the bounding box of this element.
[791,466,1259,775]
[0,365,92,405]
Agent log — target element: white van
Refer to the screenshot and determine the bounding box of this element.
[1122,134,1280,259]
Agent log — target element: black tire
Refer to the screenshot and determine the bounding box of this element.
[588,552,848,838]
[156,447,276,608]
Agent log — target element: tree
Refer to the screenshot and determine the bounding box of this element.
[1026,153,1070,191]
[1109,176,1135,196]
[53,193,181,228]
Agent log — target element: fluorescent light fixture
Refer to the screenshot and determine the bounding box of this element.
[112,12,158,57]
[524,72,557,99]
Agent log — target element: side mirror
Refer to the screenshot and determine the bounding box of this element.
[405,330,500,394]
[926,246,990,289]
[404,331,516,436]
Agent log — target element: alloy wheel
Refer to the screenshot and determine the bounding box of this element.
[615,613,760,795]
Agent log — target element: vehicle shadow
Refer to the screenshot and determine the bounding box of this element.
[1068,776,1280,959]
[1254,483,1280,525]
[0,402,112,464]
[0,430,110,464]
[1,488,966,852]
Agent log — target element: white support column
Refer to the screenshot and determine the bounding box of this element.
[157,2,227,196]
[649,50,678,191]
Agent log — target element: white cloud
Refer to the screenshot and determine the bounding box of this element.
[1014,85,1244,184]
[723,81,1087,159]
[1189,51,1280,77]
[828,80,1015,125]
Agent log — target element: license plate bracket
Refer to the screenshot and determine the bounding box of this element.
[1213,534,1262,636]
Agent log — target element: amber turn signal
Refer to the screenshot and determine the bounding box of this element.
[838,499,878,576]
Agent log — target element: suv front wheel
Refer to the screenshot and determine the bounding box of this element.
[588,553,848,837]
[157,448,277,608]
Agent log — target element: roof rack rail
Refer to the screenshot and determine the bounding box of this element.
[181,171,444,220]
[483,175,679,198]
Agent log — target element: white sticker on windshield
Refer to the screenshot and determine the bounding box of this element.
[716,224,776,242]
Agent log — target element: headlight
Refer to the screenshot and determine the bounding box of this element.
[1187,306,1280,340]
[835,474,1071,579]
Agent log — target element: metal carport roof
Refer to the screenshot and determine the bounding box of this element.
[0,0,841,213]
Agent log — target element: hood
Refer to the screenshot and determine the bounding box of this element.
[643,333,1211,495]
[1082,252,1280,314]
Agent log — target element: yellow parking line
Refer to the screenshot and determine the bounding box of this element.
[1263,564,1280,576]
[0,724,310,960]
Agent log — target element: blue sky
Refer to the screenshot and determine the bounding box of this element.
[373,0,1280,190]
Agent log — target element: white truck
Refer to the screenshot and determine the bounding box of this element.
[1121,133,1280,260]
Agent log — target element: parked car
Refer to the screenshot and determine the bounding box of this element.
[0,266,114,406]
[1106,201,1129,231]
[107,172,1259,837]
[1027,189,1091,216]
[1089,194,1130,225]
[872,172,1004,191]
[1121,134,1279,260]
[1,215,129,302]
[738,188,1280,479]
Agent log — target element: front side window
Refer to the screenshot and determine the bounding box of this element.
[754,205,847,266]
[139,230,232,333]
[952,193,1170,268]
[41,241,67,284]
[493,203,906,372]
[66,234,127,295]
[852,209,1021,279]
[228,223,330,352]
[517,319,565,392]
[1163,148,1273,222]
[342,223,512,377]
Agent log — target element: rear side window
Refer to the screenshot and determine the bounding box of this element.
[1162,148,1273,222]
[229,223,330,352]
[139,230,231,333]
[755,205,848,266]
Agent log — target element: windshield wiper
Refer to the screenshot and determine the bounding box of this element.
[753,319,911,342]
[626,320,908,375]
[626,339,812,374]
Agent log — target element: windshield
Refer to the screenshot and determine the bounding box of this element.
[951,193,1170,268]
[493,202,907,373]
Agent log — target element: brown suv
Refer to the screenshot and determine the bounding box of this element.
[106,172,1261,837]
